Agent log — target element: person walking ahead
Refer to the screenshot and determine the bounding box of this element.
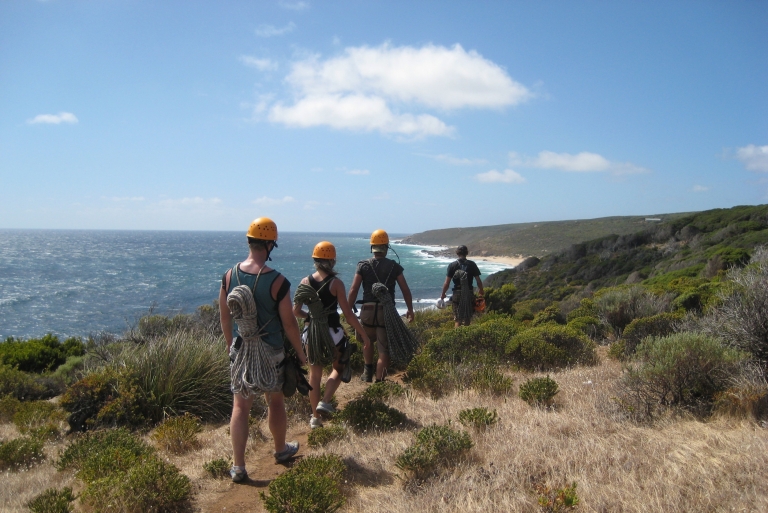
[293,241,371,429]
[440,245,484,327]
[348,229,414,382]
[219,217,308,483]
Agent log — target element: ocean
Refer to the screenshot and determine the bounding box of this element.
[0,230,513,340]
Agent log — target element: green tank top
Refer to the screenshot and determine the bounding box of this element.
[227,265,284,349]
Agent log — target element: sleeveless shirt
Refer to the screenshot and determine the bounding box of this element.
[307,274,341,328]
[226,265,285,349]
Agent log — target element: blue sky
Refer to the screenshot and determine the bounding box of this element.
[1,0,766,233]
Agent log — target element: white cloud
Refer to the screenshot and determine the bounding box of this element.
[240,56,277,71]
[736,144,768,172]
[252,196,295,206]
[347,169,370,175]
[279,1,309,10]
[27,112,78,124]
[256,22,295,37]
[428,154,487,166]
[157,197,222,207]
[510,151,650,176]
[475,169,526,184]
[692,185,709,192]
[266,43,530,137]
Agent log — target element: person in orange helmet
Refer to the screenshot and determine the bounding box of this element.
[219,217,308,483]
[347,229,414,382]
[293,241,371,429]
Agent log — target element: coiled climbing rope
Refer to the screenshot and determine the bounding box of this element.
[293,282,337,366]
[371,282,419,365]
[453,269,474,324]
[227,284,278,397]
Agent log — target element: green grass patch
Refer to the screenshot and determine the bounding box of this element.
[396,424,473,482]
[260,454,346,513]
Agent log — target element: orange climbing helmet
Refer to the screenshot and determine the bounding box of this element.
[247,217,278,241]
[370,229,389,245]
[312,241,336,260]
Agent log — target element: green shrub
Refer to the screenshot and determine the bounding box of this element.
[512,299,548,323]
[58,427,190,512]
[566,298,597,322]
[458,407,498,430]
[535,481,580,512]
[260,454,346,513]
[531,305,566,326]
[507,325,597,370]
[566,316,605,340]
[49,355,85,386]
[395,424,473,481]
[26,487,75,513]
[362,381,405,402]
[0,364,62,401]
[519,376,559,406]
[0,436,44,470]
[81,457,191,513]
[424,317,520,365]
[593,286,672,335]
[13,400,65,435]
[621,333,746,417]
[404,352,451,399]
[335,397,406,432]
[409,308,455,345]
[621,312,682,356]
[60,367,146,432]
[0,393,20,422]
[308,425,348,448]
[0,334,84,373]
[203,458,231,479]
[485,283,517,314]
[607,341,626,361]
[151,413,202,454]
[471,365,513,396]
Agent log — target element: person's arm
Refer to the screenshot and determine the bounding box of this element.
[278,291,307,365]
[332,279,370,345]
[440,276,451,300]
[219,271,233,350]
[475,275,484,296]
[292,277,310,321]
[347,273,362,309]
[396,273,415,322]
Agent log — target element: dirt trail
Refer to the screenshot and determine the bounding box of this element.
[204,374,380,512]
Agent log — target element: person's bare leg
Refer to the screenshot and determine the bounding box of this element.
[308,364,323,417]
[266,392,287,453]
[323,365,342,402]
[231,393,254,468]
[376,352,390,380]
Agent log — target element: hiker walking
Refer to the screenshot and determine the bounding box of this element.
[440,245,484,327]
[293,241,371,429]
[348,229,415,382]
[219,217,308,483]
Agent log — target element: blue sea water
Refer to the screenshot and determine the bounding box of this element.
[0,230,513,339]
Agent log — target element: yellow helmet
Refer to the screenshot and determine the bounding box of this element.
[312,241,336,260]
[247,217,278,241]
[370,229,389,245]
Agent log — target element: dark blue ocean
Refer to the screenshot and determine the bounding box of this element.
[0,230,513,340]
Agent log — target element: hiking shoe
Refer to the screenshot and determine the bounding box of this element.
[360,365,374,383]
[317,401,336,415]
[310,415,323,429]
[340,343,357,383]
[230,466,248,483]
[274,441,299,463]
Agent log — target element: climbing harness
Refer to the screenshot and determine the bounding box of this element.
[371,282,419,365]
[294,280,338,366]
[453,268,475,324]
[227,267,280,397]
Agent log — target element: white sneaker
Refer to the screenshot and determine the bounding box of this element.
[310,415,323,429]
[317,401,336,415]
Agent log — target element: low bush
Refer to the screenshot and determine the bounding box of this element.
[531,305,566,326]
[621,333,746,418]
[396,424,473,482]
[203,458,231,479]
[335,397,406,432]
[471,365,513,396]
[535,481,580,512]
[57,427,190,512]
[409,308,455,345]
[404,352,451,399]
[424,317,520,365]
[458,407,498,430]
[566,298,597,322]
[13,399,65,436]
[307,425,348,448]
[484,283,517,314]
[260,454,346,513]
[621,312,682,356]
[0,393,20,421]
[0,436,45,470]
[566,316,605,340]
[519,376,559,406]
[0,364,63,401]
[26,487,75,513]
[507,325,597,370]
[512,299,548,323]
[0,334,84,373]
[151,413,202,454]
[593,286,672,335]
[362,381,404,402]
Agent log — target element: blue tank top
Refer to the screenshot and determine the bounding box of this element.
[227,265,284,349]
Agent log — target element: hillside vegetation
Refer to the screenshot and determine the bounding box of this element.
[401,212,692,257]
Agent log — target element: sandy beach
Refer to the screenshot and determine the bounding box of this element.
[475,255,527,267]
